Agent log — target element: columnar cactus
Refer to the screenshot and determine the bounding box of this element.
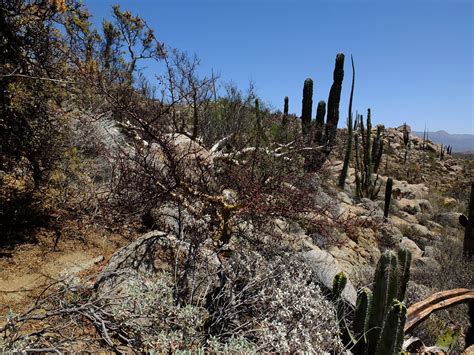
[375,300,407,355]
[300,53,345,172]
[354,110,382,199]
[313,100,326,145]
[384,178,393,221]
[301,78,313,139]
[460,182,474,258]
[338,55,355,189]
[324,53,345,149]
[396,248,411,301]
[402,122,410,164]
[368,250,399,353]
[372,125,384,174]
[283,96,289,125]
[333,272,348,298]
[365,109,373,185]
[332,249,411,354]
[352,287,373,354]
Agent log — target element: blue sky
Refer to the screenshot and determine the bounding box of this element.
[85,0,473,134]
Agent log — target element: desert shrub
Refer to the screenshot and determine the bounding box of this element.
[202,251,343,353]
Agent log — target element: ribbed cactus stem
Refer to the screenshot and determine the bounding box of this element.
[338,55,355,189]
[301,78,313,139]
[384,178,393,221]
[353,287,373,355]
[314,100,326,144]
[332,272,347,298]
[397,248,411,301]
[368,250,398,354]
[375,300,407,355]
[331,272,355,347]
[365,108,373,187]
[373,125,384,173]
[325,53,345,148]
[403,123,410,164]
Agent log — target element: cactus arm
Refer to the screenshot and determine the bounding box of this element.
[365,108,373,190]
[396,248,411,301]
[332,272,348,298]
[324,53,345,149]
[313,100,326,145]
[368,251,398,354]
[375,299,407,355]
[353,287,373,355]
[331,272,357,347]
[383,178,393,221]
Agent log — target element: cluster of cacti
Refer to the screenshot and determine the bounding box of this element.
[459,182,474,259]
[332,249,411,355]
[402,122,410,164]
[338,56,355,189]
[354,109,384,199]
[442,144,453,157]
[440,144,446,160]
[383,177,393,221]
[298,53,345,172]
[422,126,429,151]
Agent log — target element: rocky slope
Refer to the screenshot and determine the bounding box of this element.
[1,124,472,352]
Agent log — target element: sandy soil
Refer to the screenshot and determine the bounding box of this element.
[0,224,133,319]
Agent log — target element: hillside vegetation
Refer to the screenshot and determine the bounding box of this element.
[0,1,473,353]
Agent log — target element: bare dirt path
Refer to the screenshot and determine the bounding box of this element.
[0,225,133,318]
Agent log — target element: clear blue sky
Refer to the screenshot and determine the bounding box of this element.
[85,0,473,134]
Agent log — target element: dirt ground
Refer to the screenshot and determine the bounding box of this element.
[0,223,134,321]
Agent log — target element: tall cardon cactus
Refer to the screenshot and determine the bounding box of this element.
[300,53,346,172]
[301,78,313,139]
[338,55,355,189]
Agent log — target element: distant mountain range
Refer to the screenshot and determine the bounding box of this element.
[412,130,474,153]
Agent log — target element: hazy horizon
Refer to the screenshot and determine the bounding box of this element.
[85,0,473,134]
